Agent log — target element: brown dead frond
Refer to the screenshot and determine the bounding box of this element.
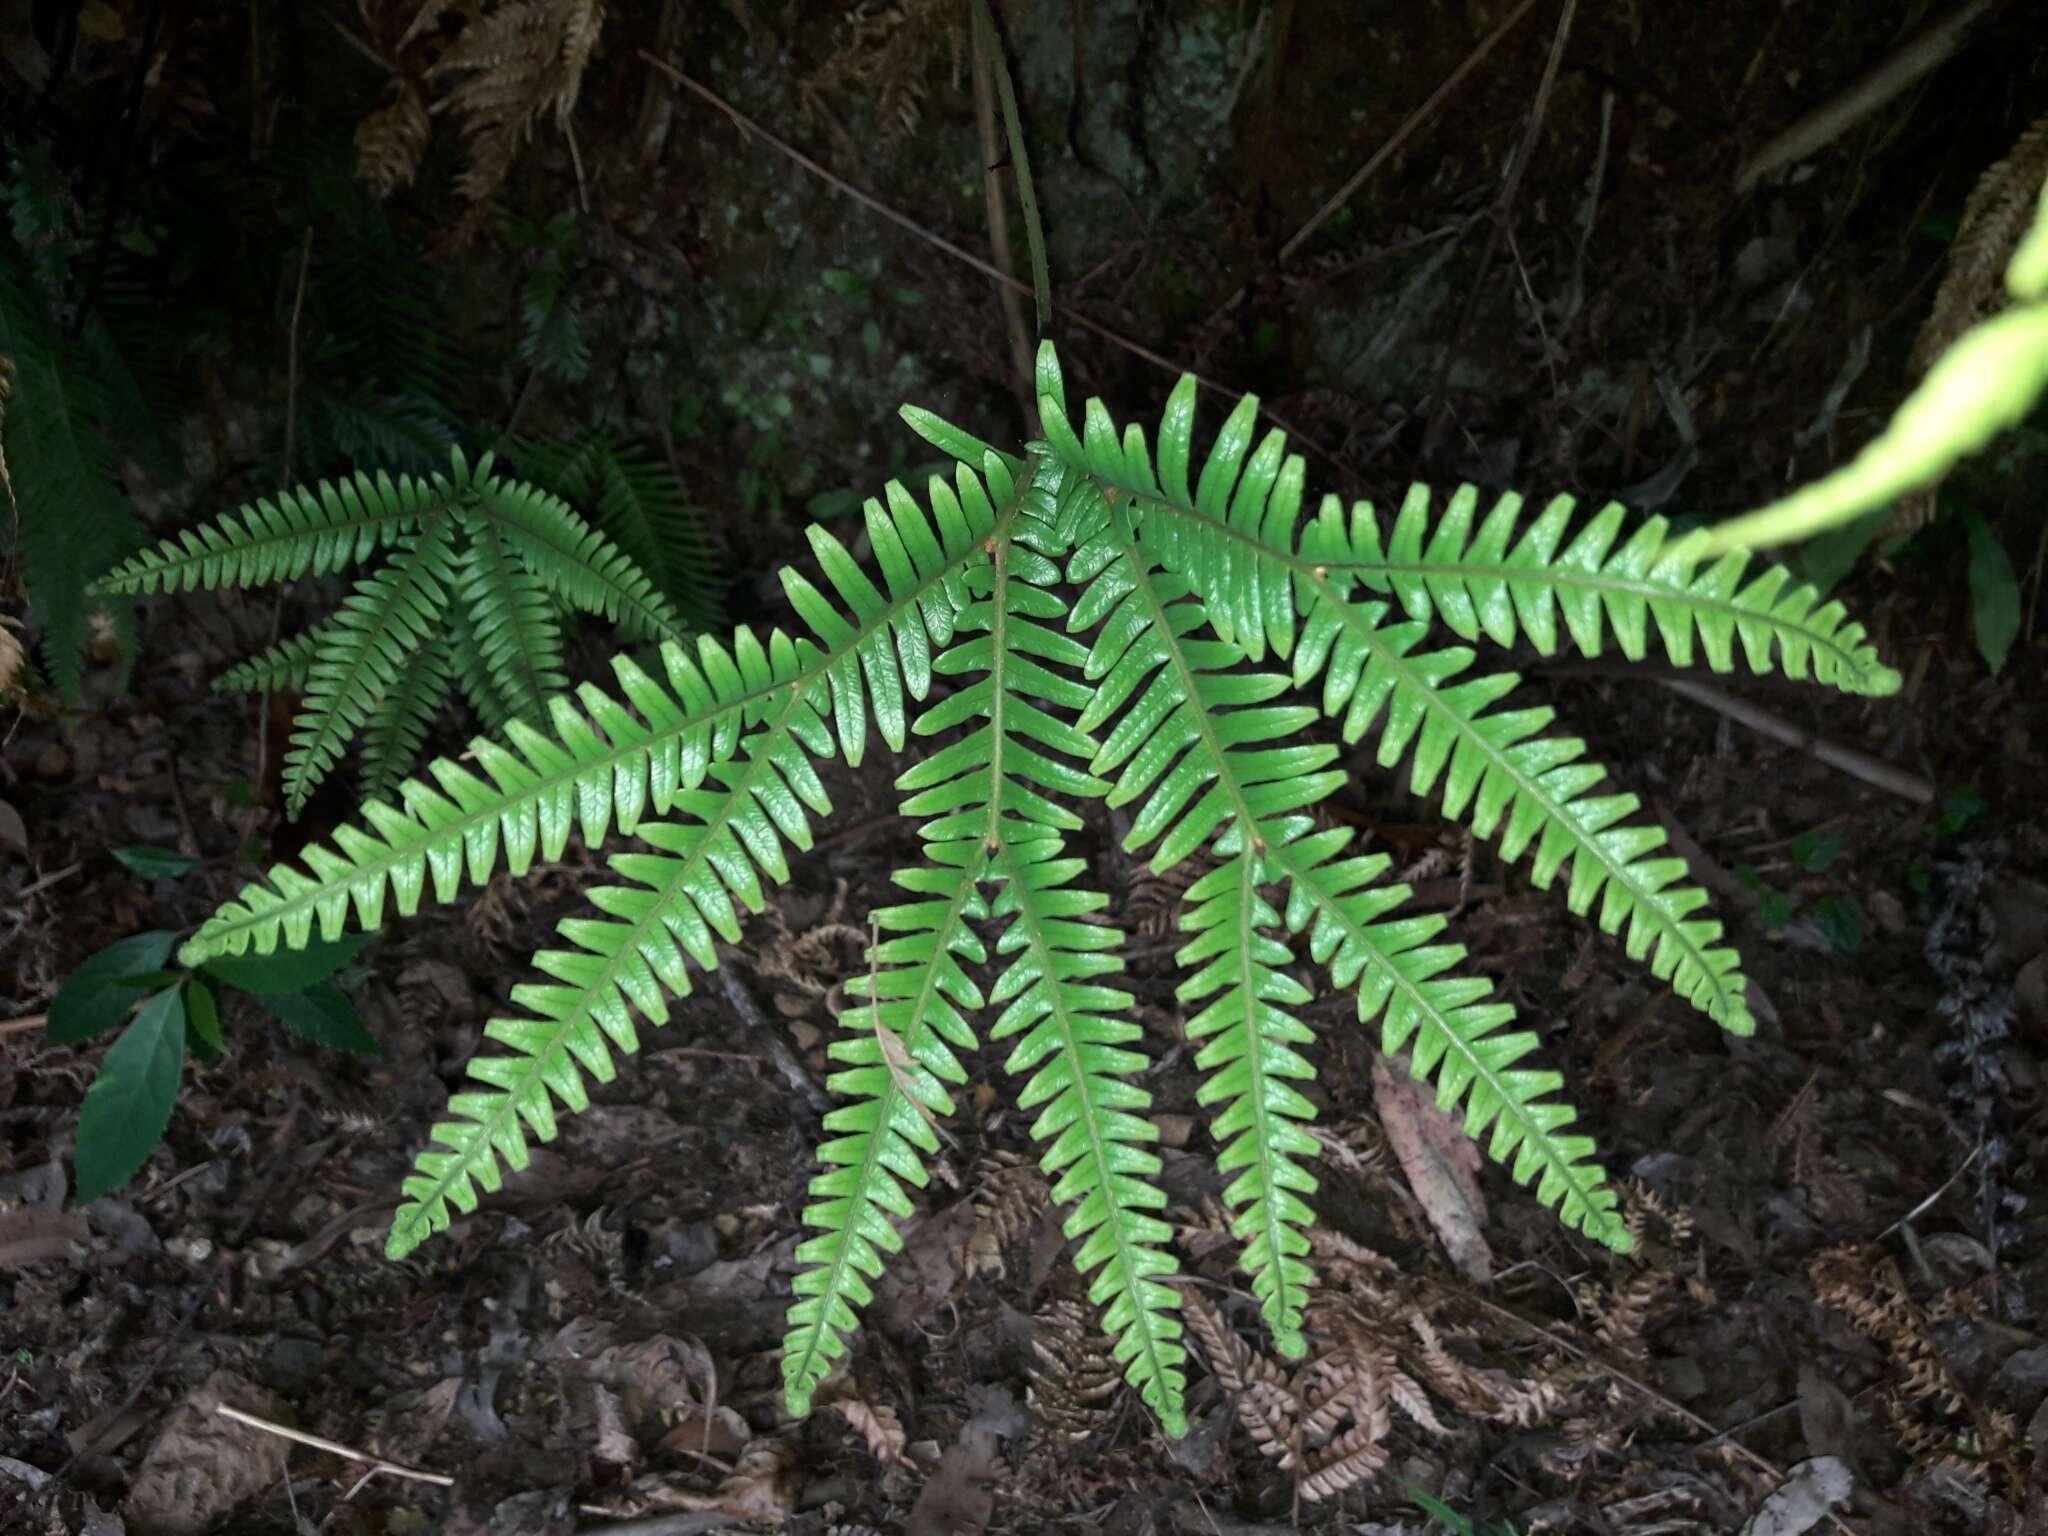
[1768,1076,1867,1226]
[800,0,967,147]
[1027,1298,1124,1444]
[1891,115,2048,534]
[963,1149,1047,1281]
[355,77,433,198]
[350,0,605,217]
[1809,1244,2017,1487]
[1182,1288,1456,1504]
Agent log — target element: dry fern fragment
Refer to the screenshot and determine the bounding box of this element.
[1027,1298,1124,1443]
[355,78,433,198]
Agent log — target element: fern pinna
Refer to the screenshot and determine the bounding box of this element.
[91,448,711,814]
[165,344,1899,1436]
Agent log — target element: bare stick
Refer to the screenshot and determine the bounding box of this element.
[1278,0,1541,265]
[1655,676,1934,803]
[0,1013,47,1037]
[215,1404,452,1490]
[1735,0,1996,192]
[970,7,1037,432]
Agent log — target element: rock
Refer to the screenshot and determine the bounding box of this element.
[123,1371,287,1536]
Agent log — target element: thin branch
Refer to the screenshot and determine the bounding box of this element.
[1735,0,1997,192]
[1655,676,1934,803]
[1277,0,1541,265]
[214,1404,453,1491]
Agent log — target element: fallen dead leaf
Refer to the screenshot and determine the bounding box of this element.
[833,1398,907,1468]
[0,1204,89,1268]
[1738,1455,1854,1536]
[123,1372,288,1536]
[1371,1054,1492,1283]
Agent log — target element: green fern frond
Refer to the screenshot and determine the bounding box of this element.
[213,627,329,694]
[1296,484,1901,696]
[453,519,568,723]
[388,735,830,1257]
[284,521,459,816]
[1024,349,1753,1036]
[178,462,1008,967]
[1274,824,1627,1249]
[1067,494,1338,1354]
[474,475,685,645]
[786,463,1186,1424]
[446,604,510,734]
[90,463,463,596]
[361,637,455,801]
[990,831,1188,1436]
[0,248,143,699]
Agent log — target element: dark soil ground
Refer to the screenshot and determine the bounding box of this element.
[5,3,2048,1533]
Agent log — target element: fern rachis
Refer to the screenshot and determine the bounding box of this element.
[161,344,1900,1439]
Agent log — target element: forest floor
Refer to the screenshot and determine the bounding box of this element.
[4,3,2048,1534]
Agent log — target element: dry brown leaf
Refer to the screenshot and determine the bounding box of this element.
[1371,1055,1492,1282]
[0,1204,88,1268]
[832,1398,907,1467]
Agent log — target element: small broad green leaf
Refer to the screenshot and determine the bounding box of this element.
[202,932,372,995]
[1790,826,1845,874]
[75,987,186,1203]
[1930,786,1988,840]
[1734,865,1790,931]
[1795,506,1892,595]
[184,977,223,1054]
[257,983,379,1054]
[49,931,179,1043]
[1962,506,2021,674]
[1814,895,1865,956]
[110,845,201,878]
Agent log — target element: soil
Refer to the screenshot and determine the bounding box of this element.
[4,3,2048,1534]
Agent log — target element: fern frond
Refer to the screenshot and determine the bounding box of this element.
[178,462,1006,966]
[476,474,686,644]
[786,461,1125,1415]
[453,519,568,723]
[361,637,456,800]
[1274,825,1627,1249]
[1068,493,1339,1354]
[90,464,464,596]
[213,627,329,694]
[990,830,1188,1436]
[0,249,142,698]
[510,432,723,625]
[446,602,510,734]
[1023,350,1754,1035]
[387,730,830,1257]
[284,522,459,816]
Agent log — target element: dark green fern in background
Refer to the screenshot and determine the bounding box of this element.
[158,344,1900,1436]
[91,448,707,813]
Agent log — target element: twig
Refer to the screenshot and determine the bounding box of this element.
[640,52,1355,484]
[214,1404,452,1491]
[970,4,1036,433]
[1735,0,1997,192]
[281,227,313,487]
[1654,676,1935,803]
[0,1013,47,1037]
[14,860,83,902]
[719,966,829,1116]
[1423,0,1579,461]
[1277,0,1541,266]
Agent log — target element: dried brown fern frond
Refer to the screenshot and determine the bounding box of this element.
[1913,116,2048,376]
[964,1149,1048,1281]
[1027,1298,1124,1443]
[1181,1288,1451,1504]
[1889,116,2048,535]
[355,77,434,197]
[800,0,967,147]
[431,0,605,206]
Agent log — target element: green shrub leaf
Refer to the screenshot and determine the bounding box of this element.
[110,846,201,878]
[1963,507,2021,675]
[74,986,186,1202]
[202,931,373,994]
[257,983,380,1053]
[48,931,178,1043]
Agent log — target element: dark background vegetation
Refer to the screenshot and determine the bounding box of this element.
[3,2,2047,1532]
